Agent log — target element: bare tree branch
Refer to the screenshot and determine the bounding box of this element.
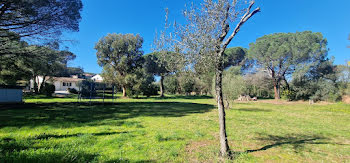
[221,1,260,51]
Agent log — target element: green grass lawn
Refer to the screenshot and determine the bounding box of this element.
[1,95,349,162]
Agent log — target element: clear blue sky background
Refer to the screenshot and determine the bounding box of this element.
[64,0,350,74]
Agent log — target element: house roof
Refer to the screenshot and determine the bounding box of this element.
[51,77,84,82]
[84,73,95,77]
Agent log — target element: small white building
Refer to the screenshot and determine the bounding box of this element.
[0,85,23,103]
[30,76,84,93]
[50,77,84,91]
[91,74,104,83]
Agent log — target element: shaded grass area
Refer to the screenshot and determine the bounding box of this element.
[0,102,213,128]
[0,96,349,162]
[0,98,214,162]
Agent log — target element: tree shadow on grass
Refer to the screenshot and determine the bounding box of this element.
[0,102,214,128]
[32,131,128,140]
[0,132,157,163]
[0,136,101,163]
[233,133,347,157]
[136,95,213,100]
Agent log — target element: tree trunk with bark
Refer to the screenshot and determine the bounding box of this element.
[39,75,47,92]
[215,57,230,157]
[175,0,259,158]
[122,85,127,97]
[283,77,290,90]
[160,75,165,97]
[273,79,281,100]
[33,74,39,93]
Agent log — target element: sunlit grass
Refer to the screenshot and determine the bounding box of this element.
[1,95,349,162]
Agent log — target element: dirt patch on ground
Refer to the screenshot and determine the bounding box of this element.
[342,95,350,104]
[185,140,216,162]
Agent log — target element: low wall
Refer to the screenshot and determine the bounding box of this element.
[0,88,23,103]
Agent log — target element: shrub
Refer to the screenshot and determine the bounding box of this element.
[164,75,179,94]
[214,66,247,100]
[309,80,340,102]
[78,80,97,97]
[68,88,78,94]
[40,83,55,97]
[178,73,195,95]
[126,69,158,98]
[281,89,296,101]
[142,83,159,97]
[125,88,134,97]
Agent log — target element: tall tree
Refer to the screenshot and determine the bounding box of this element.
[174,0,260,157]
[248,31,328,99]
[0,0,82,85]
[153,9,186,96]
[144,52,172,97]
[291,54,338,101]
[223,47,248,69]
[95,33,144,97]
[25,45,73,93]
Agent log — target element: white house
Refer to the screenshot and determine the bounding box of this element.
[91,74,103,83]
[50,77,84,91]
[0,85,23,103]
[30,76,84,93]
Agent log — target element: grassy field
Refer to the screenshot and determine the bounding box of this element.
[0,95,349,162]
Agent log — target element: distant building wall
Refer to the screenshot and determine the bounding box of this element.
[30,76,83,92]
[0,88,23,103]
[54,81,80,91]
[91,75,103,82]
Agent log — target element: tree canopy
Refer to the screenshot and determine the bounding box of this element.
[95,33,144,97]
[248,31,328,99]
[0,0,83,39]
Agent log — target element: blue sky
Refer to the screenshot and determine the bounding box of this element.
[64,0,350,74]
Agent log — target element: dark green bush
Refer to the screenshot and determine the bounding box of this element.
[164,75,179,94]
[40,83,55,97]
[142,83,159,97]
[68,88,78,94]
[79,80,97,97]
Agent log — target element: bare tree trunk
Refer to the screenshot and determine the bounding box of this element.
[112,85,115,102]
[39,75,47,92]
[33,74,39,93]
[283,77,290,90]
[160,75,165,97]
[215,63,230,157]
[122,85,126,97]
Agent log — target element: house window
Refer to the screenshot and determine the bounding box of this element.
[63,82,72,87]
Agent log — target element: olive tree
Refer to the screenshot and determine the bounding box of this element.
[95,33,144,97]
[173,0,260,157]
[144,52,170,97]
